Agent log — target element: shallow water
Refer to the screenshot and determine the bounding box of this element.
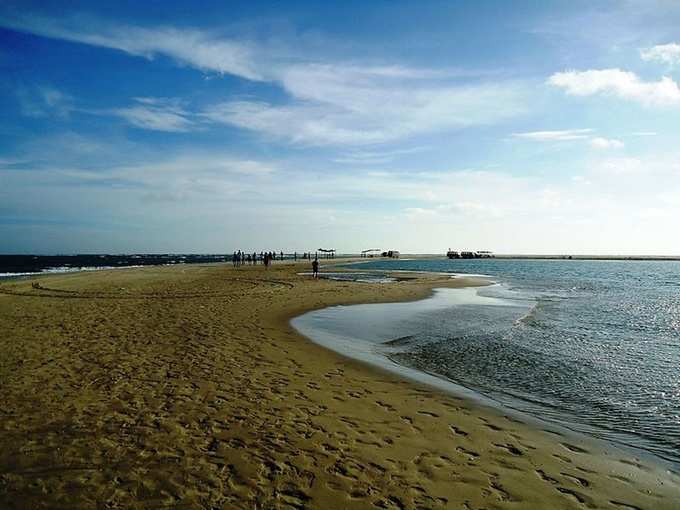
[294,258,680,467]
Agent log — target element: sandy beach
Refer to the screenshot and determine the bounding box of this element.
[0,261,678,509]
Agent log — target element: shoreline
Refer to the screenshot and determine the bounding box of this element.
[291,282,679,473]
[1,262,678,508]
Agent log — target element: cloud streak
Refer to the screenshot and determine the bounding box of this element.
[2,15,263,80]
[203,80,528,145]
[110,98,194,132]
[512,129,593,141]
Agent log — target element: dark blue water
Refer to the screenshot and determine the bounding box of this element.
[337,258,680,466]
[0,254,232,278]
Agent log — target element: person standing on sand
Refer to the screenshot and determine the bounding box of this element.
[312,257,319,278]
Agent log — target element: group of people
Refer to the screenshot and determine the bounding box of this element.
[230,250,320,277]
[231,250,319,269]
[232,250,278,268]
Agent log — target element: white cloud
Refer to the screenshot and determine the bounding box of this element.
[2,16,262,80]
[111,98,194,132]
[513,129,625,150]
[589,137,624,149]
[5,147,680,254]
[203,79,527,145]
[640,43,680,66]
[548,68,680,106]
[512,129,593,141]
[2,16,528,145]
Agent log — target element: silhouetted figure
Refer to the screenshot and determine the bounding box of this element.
[312,257,319,279]
[232,251,237,268]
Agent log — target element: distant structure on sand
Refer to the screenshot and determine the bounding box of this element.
[447,249,494,259]
[382,250,400,258]
[317,248,336,259]
[361,249,382,258]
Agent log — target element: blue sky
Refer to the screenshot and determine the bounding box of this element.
[1,1,680,254]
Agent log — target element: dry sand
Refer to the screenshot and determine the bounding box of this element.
[0,261,678,509]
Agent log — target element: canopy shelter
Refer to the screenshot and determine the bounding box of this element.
[361,249,381,258]
[317,248,336,259]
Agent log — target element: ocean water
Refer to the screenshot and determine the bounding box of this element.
[295,258,680,467]
[0,254,231,279]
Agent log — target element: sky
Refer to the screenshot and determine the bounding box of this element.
[1,0,680,255]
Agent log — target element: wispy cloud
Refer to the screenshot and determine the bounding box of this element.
[0,157,28,168]
[640,43,680,66]
[512,129,593,141]
[3,15,528,145]
[2,15,263,80]
[332,146,429,165]
[203,79,527,146]
[548,69,680,106]
[110,97,194,132]
[512,129,625,150]
[16,85,74,118]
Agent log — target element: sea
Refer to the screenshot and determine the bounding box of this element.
[292,258,680,468]
[0,254,230,279]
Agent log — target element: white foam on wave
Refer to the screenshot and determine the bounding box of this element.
[0,272,42,278]
[0,264,146,279]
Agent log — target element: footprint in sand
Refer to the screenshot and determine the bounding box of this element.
[560,442,589,454]
[449,425,468,437]
[610,501,643,510]
[555,486,593,506]
[618,458,651,472]
[536,469,559,485]
[553,453,572,464]
[561,472,590,487]
[375,400,395,412]
[456,446,480,460]
[493,443,523,456]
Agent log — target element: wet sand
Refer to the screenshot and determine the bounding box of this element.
[0,261,678,509]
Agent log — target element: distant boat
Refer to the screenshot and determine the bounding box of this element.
[446,249,460,259]
[457,250,494,259]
